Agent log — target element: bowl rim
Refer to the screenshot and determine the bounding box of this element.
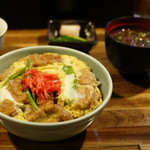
[105,16,150,49]
[0,45,113,127]
[0,17,8,37]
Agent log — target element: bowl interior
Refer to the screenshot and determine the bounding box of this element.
[106,17,150,34]
[0,46,112,126]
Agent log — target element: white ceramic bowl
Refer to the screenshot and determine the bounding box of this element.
[0,18,8,50]
[0,46,113,141]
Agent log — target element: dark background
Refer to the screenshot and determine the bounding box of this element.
[0,0,135,29]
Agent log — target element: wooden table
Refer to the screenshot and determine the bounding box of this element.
[0,28,150,150]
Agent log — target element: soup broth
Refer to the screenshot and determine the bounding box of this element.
[110,26,150,47]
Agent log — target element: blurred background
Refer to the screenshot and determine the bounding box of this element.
[0,0,135,29]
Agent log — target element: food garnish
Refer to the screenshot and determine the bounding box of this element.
[25,60,38,111]
[22,69,61,104]
[62,65,78,90]
[26,88,38,111]
[51,35,88,43]
[2,61,31,87]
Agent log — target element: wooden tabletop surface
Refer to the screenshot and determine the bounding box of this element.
[0,28,150,150]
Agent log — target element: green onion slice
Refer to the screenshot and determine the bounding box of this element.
[62,65,78,90]
[26,60,38,110]
[26,88,38,111]
[2,60,32,87]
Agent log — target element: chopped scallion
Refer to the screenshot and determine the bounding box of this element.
[2,61,31,87]
[62,65,78,90]
[26,59,38,110]
[26,88,38,111]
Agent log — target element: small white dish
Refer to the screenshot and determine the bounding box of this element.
[0,18,8,50]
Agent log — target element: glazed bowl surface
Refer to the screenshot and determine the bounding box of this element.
[105,16,150,75]
[0,46,112,141]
